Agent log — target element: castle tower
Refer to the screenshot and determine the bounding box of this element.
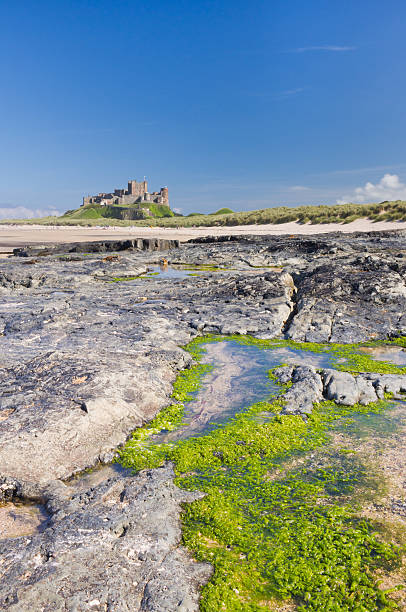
[127,179,148,198]
[161,187,169,205]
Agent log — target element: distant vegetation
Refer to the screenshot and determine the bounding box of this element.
[210,207,234,215]
[60,201,174,221]
[3,200,406,227]
[138,203,174,218]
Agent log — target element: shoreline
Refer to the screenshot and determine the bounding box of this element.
[1,218,406,252]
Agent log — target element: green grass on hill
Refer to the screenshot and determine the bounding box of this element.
[62,204,107,219]
[60,201,174,221]
[210,207,234,215]
[3,200,406,227]
[138,202,175,218]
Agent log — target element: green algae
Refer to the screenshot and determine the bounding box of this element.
[389,337,406,349]
[120,351,213,471]
[118,335,406,610]
[109,275,142,282]
[191,334,406,375]
[137,264,225,280]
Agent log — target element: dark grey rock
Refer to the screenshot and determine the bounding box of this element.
[0,465,211,612]
[13,238,180,257]
[280,366,323,415]
[1,230,406,609]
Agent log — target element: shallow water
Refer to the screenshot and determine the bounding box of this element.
[0,502,48,539]
[327,401,406,514]
[332,401,406,440]
[123,338,406,609]
[65,462,131,492]
[357,345,406,366]
[151,340,334,443]
[142,264,216,279]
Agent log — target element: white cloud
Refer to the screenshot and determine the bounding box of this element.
[337,174,406,204]
[294,45,356,53]
[0,206,61,220]
[172,207,182,214]
[289,185,310,192]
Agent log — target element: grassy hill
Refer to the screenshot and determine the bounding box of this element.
[61,202,175,221]
[2,200,406,227]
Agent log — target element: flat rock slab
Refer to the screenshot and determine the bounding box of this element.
[0,250,294,484]
[286,256,406,342]
[1,231,406,609]
[0,465,211,612]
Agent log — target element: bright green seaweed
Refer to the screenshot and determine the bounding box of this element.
[118,335,406,611]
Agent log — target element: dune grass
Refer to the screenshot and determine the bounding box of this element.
[2,200,406,228]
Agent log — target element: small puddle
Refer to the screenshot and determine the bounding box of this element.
[332,401,406,440]
[141,264,222,280]
[0,502,49,539]
[357,345,406,366]
[65,462,131,493]
[50,290,75,297]
[151,340,334,443]
[328,401,406,519]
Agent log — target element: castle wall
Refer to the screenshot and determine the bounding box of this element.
[82,179,169,208]
[127,180,148,198]
[104,205,152,220]
[116,194,140,206]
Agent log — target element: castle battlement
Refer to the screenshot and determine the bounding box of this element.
[82,178,169,208]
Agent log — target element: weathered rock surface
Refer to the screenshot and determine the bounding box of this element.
[0,346,192,484]
[286,256,406,342]
[183,231,406,342]
[274,365,323,415]
[0,256,293,483]
[322,369,378,405]
[274,366,406,414]
[13,237,180,257]
[0,465,211,612]
[1,229,406,609]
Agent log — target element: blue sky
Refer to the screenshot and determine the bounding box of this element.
[1,0,406,217]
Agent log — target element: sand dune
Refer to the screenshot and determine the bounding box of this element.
[1,218,406,253]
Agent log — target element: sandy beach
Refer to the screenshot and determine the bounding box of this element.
[1,218,406,253]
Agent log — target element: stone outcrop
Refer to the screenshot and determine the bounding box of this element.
[0,465,211,612]
[274,365,324,415]
[273,366,406,415]
[1,229,406,609]
[13,238,179,257]
[322,369,378,405]
[286,256,406,343]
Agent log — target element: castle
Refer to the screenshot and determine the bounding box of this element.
[82,178,169,208]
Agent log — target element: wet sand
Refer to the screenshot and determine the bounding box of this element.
[1,218,406,252]
[0,502,47,538]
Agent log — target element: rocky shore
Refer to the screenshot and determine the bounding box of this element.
[1,230,406,610]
